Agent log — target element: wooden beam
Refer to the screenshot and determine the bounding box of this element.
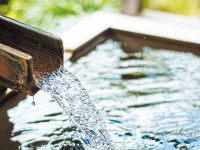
[0,43,35,95]
[61,11,200,56]
[0,14,64,95]
[0,44,32,85]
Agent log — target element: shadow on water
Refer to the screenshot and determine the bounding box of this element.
[0,92,27,149]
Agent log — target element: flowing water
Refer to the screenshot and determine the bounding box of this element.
[37,66,113,150]
[1,39,200,149]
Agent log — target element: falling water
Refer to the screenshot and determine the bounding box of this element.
[37,66,114,150]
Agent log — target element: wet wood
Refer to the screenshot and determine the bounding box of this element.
[0,14,64,96]
[69,29,110,62]
[110,29,200,56]
[0,85,7,96]
[0,44,33,85]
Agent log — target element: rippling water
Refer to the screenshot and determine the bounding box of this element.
[1,40,200,149]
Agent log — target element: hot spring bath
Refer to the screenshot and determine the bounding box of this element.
[0,39,200,149]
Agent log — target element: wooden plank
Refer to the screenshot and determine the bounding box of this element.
[0,15,64,64]
[0,44,32,85]
[110,29,200,56]
[0,44,37,95]
[0,14,64,96]
[70,29,110,62]
[61,11,200,56]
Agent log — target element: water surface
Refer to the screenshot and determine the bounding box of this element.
[1,40,200,149]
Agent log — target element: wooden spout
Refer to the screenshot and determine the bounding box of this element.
[0,15,64,95]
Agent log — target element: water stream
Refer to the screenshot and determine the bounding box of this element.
[37,66,114,150]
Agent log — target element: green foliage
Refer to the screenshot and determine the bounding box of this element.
[0,0,120,31]
[0,0,200,31]
[143,0,200,16]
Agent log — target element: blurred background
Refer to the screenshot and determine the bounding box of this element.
[0,0,199,32]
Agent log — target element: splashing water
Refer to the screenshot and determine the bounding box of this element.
[37,66,114,150]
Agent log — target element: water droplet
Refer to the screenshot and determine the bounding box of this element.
[32,102,35,106]
[32,96,35,106]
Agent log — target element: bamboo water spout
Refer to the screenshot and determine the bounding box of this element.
[0,15,64,96]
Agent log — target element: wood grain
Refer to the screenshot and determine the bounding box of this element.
[0,14,64,95]
[0,44,35,95]
[0,44,32,85]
